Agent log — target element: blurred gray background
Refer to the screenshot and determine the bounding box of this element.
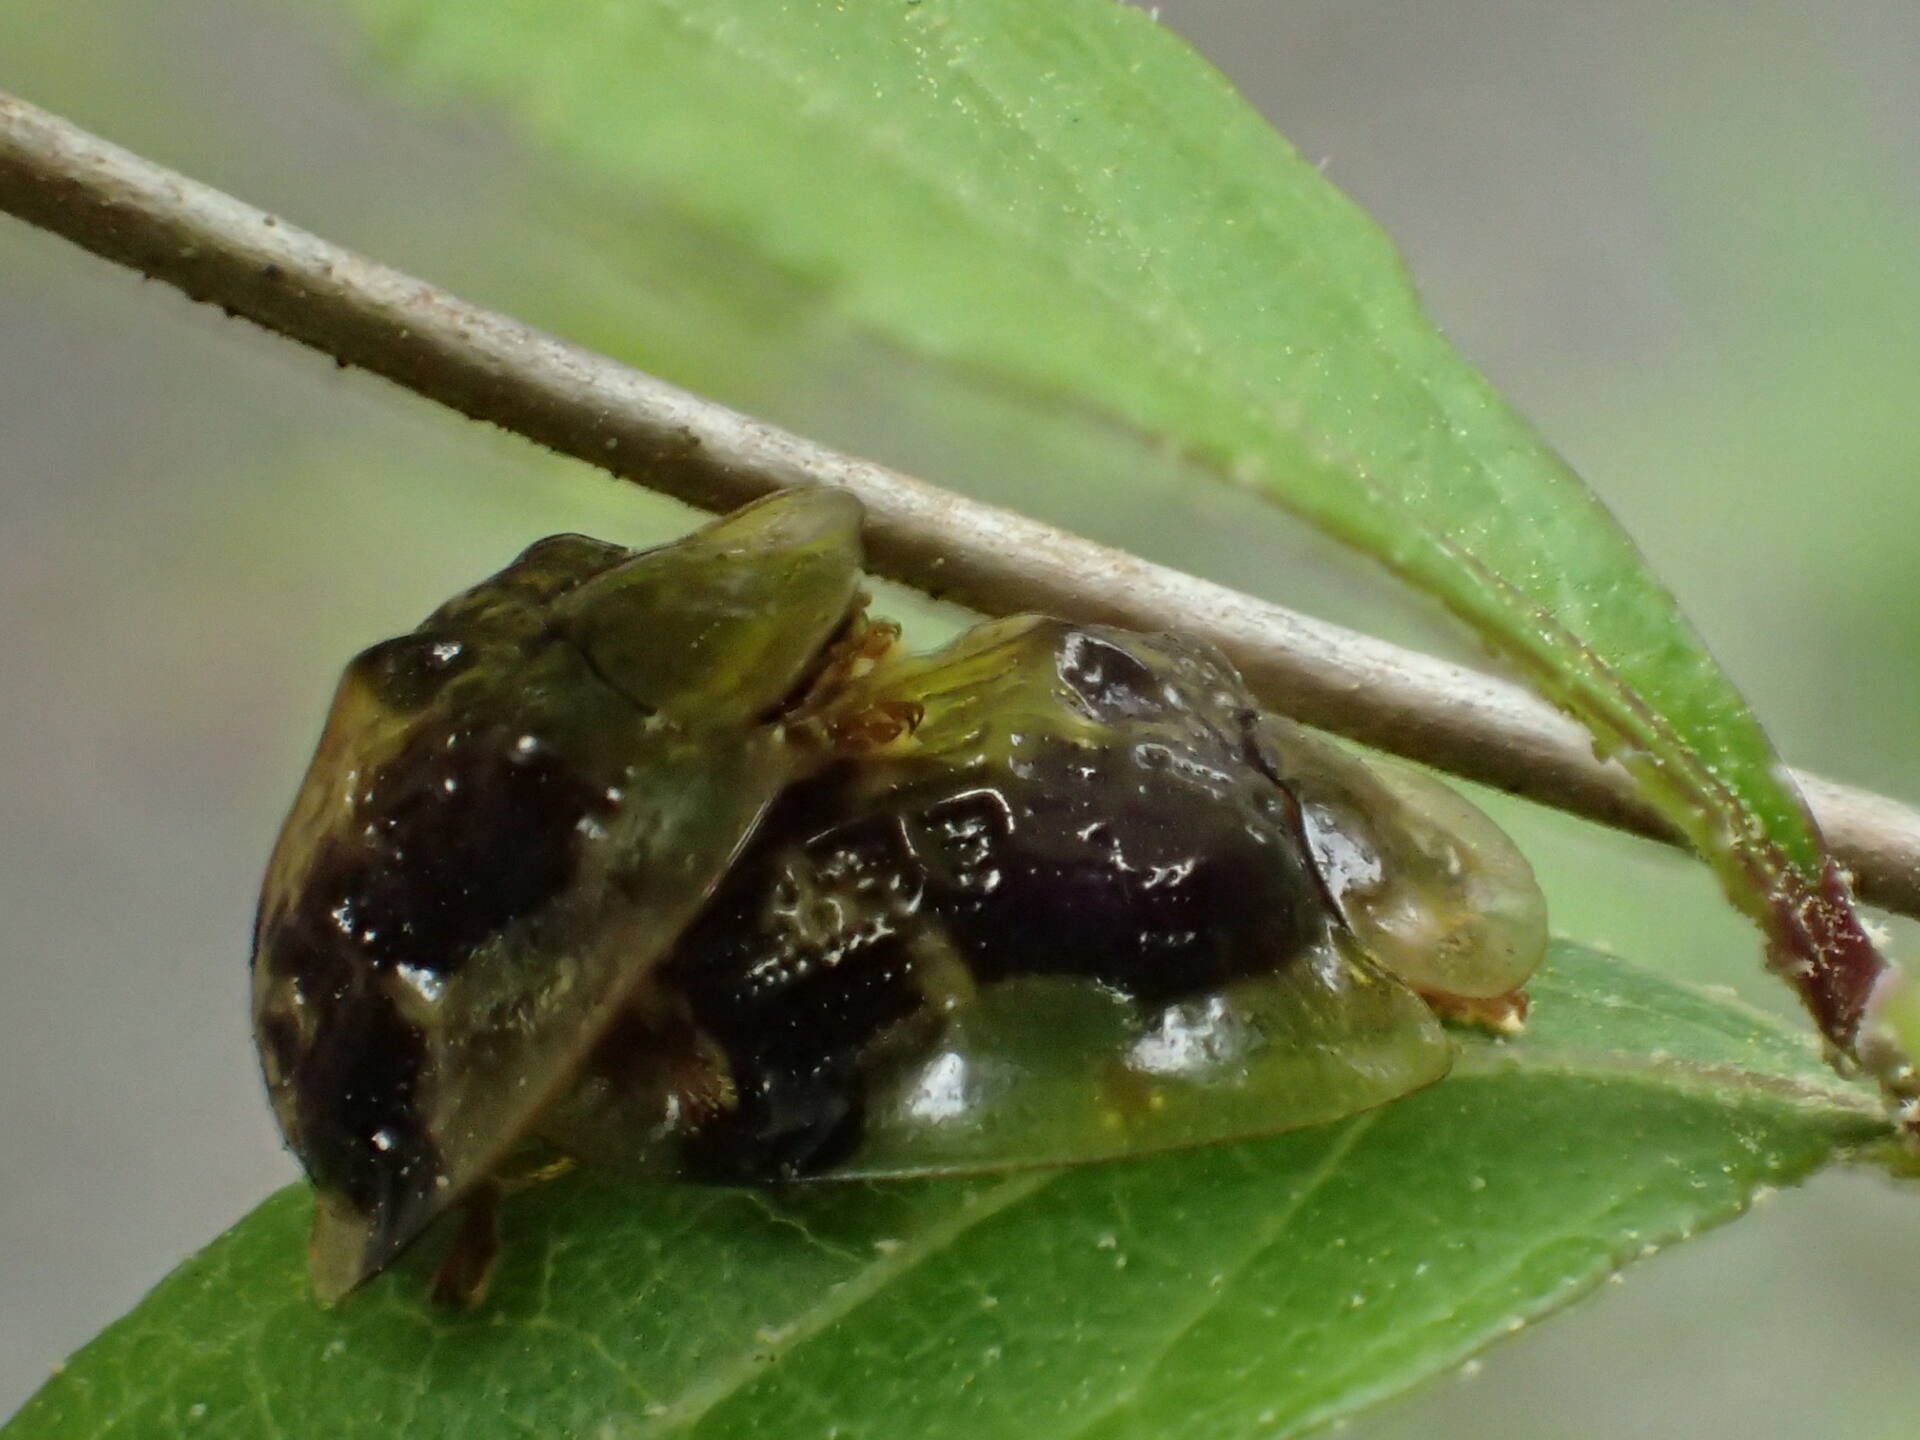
[3,1,1917,1434]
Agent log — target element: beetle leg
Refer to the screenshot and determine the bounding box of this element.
[428,1180,503,1310]
[831,699,925,752]
[1419,986,1530,1035]
[787,606,903,712]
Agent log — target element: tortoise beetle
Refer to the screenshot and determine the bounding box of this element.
[253,489,1546,1302]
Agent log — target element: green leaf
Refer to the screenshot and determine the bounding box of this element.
[6,943,1886,1440]
[320,0,1897,1056]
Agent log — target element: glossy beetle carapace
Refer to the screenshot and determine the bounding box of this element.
[253,490,1546,1301]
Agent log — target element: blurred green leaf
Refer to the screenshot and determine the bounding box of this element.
[6,944,1886,1440]
[323,0,1874,1014]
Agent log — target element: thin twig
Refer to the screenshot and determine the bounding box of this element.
[4,88,1918,918]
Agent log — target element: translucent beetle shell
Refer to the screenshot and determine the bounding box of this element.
[253,490,1547,1302]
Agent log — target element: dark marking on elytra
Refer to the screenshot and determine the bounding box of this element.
[922,742,1325,1007]
[255,710,619,1234]
[666,791,925,1181]
[255,916,443,1223]
[661,731,1329,1181]
[299,722,614,981]
[291,978,440,1222]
